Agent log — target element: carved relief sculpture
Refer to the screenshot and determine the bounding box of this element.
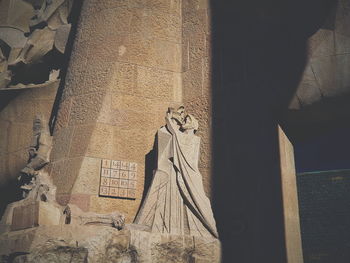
[135,107,218,238]
[21,114,52,176]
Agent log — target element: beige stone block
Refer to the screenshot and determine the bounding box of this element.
[71,157,100,195]
[183,0,209,10]
[119,35,181,72]
[199,142,211,169]
[183,10,209,36]
[54,98,72,132]
[202,56,212,97]
[110,99,160,131]
[11,201,61,231]
[69,193,91,212]
[188,33,207,64]
[112,128,153,163]
[173,72,182,103]
[51,126,74,161]
[112,94,156,113]
[69,92,104,125]
[64,57,114,99]
[135,66,174,100]
[130,0,181,15]
[110,62,136,94]
[86,123,113,159]
[69,124,95,157]
[185,97,212,142]
[182,38,190,71]
[130,9,181,43]
[76,6,131,44]
[183,59,203,100]
[51,157,83,195]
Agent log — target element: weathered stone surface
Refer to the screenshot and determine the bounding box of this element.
[110,62,136,95]
[51,157,84,195]
[71,157,100,195]
[86,123,113,159]
[129,228,221,263]
[68,92,104,125]
[69,125,95,158]
[136,66,174,100]
[54,24,71,53]
[50,126,74,161]
[130,8,181,43]
[0,0,34,32]
[183,59,203,101]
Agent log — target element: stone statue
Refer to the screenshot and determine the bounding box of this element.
[19,114,52,196]
[21,114,52,177]
[134,107,218,238]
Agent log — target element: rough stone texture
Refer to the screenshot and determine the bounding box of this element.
[50,0,183,222]
[182,0,212,197]
[0,225,220,263]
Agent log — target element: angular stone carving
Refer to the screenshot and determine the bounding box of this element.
[63,204,125,230]
[0,171,62,233]
[135,106,218,238]
[0,0,73,90]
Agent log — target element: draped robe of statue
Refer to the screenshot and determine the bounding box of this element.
[134,110,218,238]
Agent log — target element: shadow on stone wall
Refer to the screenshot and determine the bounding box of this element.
[210,0,337,262]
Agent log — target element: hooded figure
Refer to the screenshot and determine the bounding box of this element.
[135,107,218,238]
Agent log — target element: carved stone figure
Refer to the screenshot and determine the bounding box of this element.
[21,114,52,177]
[134,107,218,238]
[63,204,125,230]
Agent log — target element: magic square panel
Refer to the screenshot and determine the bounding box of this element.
[99,159,137,199]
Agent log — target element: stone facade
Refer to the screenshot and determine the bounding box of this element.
[48,0,213,224]
[0,0,213,223]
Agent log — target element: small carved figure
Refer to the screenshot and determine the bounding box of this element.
[134,107,218,238]
[21,114,52,177]
[63,204,125,230]
[19,114,52,197]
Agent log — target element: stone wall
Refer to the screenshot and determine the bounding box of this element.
[0,0,215,223]
[182,0,212,197]
[50,0,184,223]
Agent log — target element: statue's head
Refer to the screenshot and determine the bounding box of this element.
[167,106,199,133]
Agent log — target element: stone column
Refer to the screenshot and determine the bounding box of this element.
[50,0,182,222]
[278,126,303,263]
